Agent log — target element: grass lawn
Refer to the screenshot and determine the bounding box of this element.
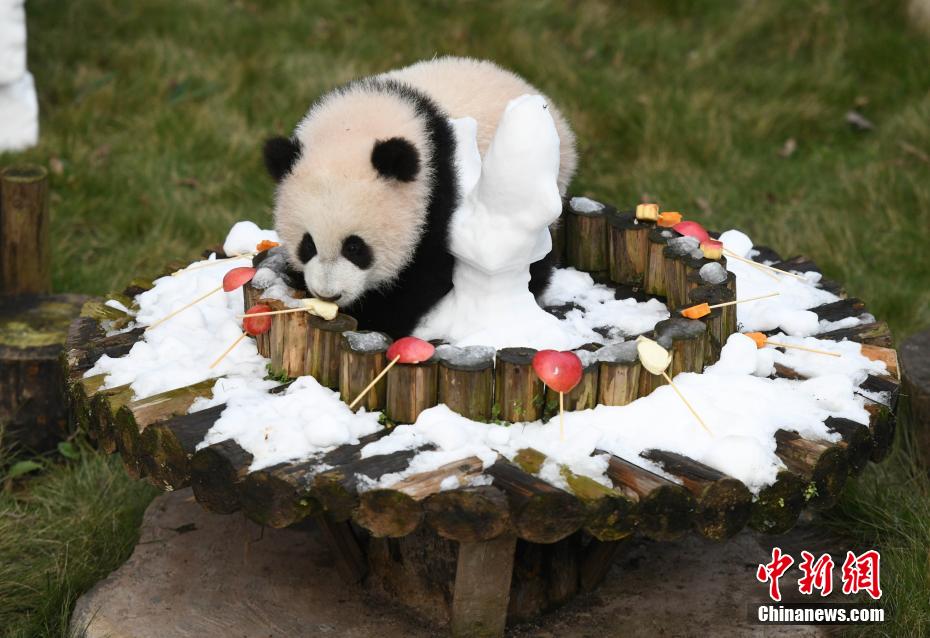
[1,0,929,636]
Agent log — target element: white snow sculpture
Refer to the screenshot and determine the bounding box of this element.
[0,0,38,151]
[415,94,577,349]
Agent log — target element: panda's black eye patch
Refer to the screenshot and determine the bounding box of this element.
[341,235,373,269]
[297,232,317,263]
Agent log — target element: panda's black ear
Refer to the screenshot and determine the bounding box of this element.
[371,137,420,183]
[263,136,302,182]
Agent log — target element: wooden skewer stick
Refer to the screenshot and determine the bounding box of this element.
[721,250,778,280]
[171,253,255,276]
[236,307,310,319]
[709,291,780,309]
[348,355,401,410]
[723,249,808,281]
[147,284,223,330]
[766,341,842,357]
[559,391,565,442]
[661,371,712,435]
[209,332,248,369]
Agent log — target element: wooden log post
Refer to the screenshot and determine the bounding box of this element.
[265,298,307,378]
[355,456,486,538]
[485,459,586,544]
[825,417,874,475]
[340,331,391,412]
[602,453,696,541]
[900,329,930,471]
[304,313,357,389]
[579,537,629,592]
[643,227,675,298]
[607,209,652,288]
[138,404,225,490]
[242,282,270,357]
[437,346,495,421]
[688,283,736,364]
[386,356,440,424]
[655,317,707,378]
[451,534,517,638]
[1,165,50,295]
[238,431,383,527]
[189,439,254,514]
[749,470,807,535]
[549,210,566,267]
[817,321,893,348]
[513,448,636,542]
[774,430,848,510]
[113,379,216,479]
[425,486,513,543]
[640,449,752,540]
[312,448,424,522]
[544,353,598,418]
[596,343,641,406]
[494,348,545,423]
[564,197,611,276]
[90,384,133,459]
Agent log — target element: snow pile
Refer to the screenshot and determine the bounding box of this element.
[719,230,842,336]
[86,224,280,399]
[358,332,881,494]
[196,375,382,470]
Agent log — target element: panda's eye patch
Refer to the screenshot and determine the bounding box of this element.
[297,232,317,263]
[341,235,373,269]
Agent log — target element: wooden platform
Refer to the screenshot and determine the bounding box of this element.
[62,202,901,636]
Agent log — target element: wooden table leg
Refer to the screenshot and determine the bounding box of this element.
[451,535,517,638]
[314,512,367,584]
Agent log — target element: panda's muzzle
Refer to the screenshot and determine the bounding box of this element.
[315,293,342,303]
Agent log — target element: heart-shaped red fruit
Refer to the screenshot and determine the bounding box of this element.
[532,350,583,394]
[223,267,257,292]
[243,304,273,336]
[387,336,435,364]
[672,221,710,243]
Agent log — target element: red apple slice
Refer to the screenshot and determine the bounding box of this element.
[223,266,257,292]
[700,239,724,260]
[386,336,435,364]
[243,304,273,335]
[532,350,583,394]
[672,221,710,243]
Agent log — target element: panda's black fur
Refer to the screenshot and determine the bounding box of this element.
[266,78,554,338]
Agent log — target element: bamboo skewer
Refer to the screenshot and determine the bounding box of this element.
[710,291,780,309]
[172,253,255,276]
[147,285,223,330]
[559,391,565,442]
[237,307,311,319]
[768,341,842,357]
[209,332,248,369]
[723,249,807,281]
[661,371,712,435]
[348,355,400,409]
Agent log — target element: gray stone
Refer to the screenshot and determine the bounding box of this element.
[72,490,839,637]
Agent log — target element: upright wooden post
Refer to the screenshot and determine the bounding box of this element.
[451,535,517,638]
[1,164,50,295]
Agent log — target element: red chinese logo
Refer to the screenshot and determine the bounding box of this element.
[798,551,834,596]
[757,547,795,602]
[756,548,881,601]
[841,550,882,600]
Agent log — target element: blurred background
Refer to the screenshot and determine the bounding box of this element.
[1,1,929,636]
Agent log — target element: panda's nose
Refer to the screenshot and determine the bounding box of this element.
[316,293,342,303]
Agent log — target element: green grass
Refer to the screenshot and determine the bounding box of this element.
[0,443,156,638]
[1,0,929,635]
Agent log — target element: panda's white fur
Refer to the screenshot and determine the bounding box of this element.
[267,56,577,337]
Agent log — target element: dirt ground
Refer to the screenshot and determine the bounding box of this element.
[71,489,845,637]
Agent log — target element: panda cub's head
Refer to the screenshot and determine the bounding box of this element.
[265,80,441,307]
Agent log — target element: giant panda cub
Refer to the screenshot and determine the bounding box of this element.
[264,56,577,338]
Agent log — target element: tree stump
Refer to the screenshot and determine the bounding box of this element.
[1,165,50,294]
[901,329,930,471]
[0,294,88,450]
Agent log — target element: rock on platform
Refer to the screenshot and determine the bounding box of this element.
[71,489,838,637]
